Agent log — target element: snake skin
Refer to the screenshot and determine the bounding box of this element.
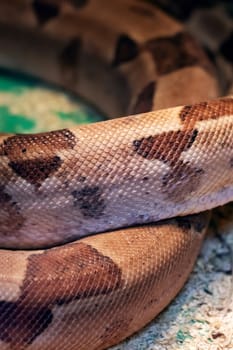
[0,0,232,349]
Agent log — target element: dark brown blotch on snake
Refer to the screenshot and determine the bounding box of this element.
[229,157,233,168]
[9,156,62,187]
[72,185,106,218]
[112,35,139,66]
[162,161,204,201]
[0,301,53,347]
[220,31,233,63]
[0,130,76,186]
[25,242,123,303]
[132,81,156,114]
[60,39,81,68]
[0,243,123,347]
[180,98,233,127]
[132,129,198,165]
[176,212,207,233]
[0,186,25,236]
[70,0,89,8]
[59,38,81,85]
[145,32,212,75]
[32,0,60,25]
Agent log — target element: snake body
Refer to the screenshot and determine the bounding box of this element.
[0,1,232,349]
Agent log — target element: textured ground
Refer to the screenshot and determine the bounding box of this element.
[0,70,102,133]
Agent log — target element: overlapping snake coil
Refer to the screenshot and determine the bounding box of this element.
[0,1,232,349]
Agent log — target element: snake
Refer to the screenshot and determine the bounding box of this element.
[0,0,232,349]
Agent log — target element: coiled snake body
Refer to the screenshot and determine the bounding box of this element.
[0,1,232,349]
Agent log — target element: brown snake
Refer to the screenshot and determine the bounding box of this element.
[0,0,232,349]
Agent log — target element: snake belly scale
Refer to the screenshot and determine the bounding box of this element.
[0,0,232,349]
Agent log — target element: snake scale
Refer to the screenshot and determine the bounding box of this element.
[0,0,232,349]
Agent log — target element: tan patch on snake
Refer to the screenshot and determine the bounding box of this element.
[112,35,139,66]
[145,32,213,75]
[0,243,122,347]
[180,98,233,129]
[0,129,76,186]
[162,161,204,201]
[129,5,155,17]
[132,81,156,114]
[0,186,25,237]
[133,129,198,165]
